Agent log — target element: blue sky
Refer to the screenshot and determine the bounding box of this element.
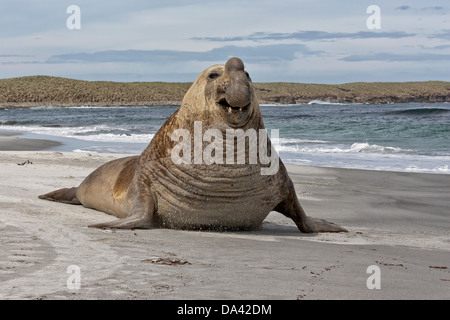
[1,0,449,83]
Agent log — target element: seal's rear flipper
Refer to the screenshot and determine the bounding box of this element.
[38,187,81,205]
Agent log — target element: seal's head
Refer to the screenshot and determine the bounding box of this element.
[208,57,255,128]
[180,57,259,129]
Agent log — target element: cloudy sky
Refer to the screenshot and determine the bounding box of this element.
[1,0,449,83]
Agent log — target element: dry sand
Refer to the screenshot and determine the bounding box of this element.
[0,146,449,299]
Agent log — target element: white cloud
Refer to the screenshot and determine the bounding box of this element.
[0,0,449,83]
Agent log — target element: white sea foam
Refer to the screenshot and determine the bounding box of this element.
[74,145,145,154]
[277,142,413,155]
[307,100,347,105]
[0,124,154,143]
[273,137,329,144]
[1,124,107,136]
[29,105,134,109]
[72,133,154,143]
[405,164,450,174]
[349,142,413,153]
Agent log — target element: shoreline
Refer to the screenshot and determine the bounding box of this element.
[1,100,449,109]
[1,76,449,108]
[0,101,181,109]
[1,100,448,110]
[0,129,449,175]
[0,131,62,151]
[0,150,448,299]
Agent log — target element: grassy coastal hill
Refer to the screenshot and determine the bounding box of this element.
[0,75,449,108]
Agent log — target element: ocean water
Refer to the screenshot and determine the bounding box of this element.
[1,102,449,174]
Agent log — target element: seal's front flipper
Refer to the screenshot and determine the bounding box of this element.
[274,180,347,233]
[308,217,347,233]
[274,198,347,233]
[88,191,155,230]
[38,187,81,205]
[88,216,152,229]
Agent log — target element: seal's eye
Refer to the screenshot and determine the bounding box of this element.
[208,72,220,80]
[245,71,251,80]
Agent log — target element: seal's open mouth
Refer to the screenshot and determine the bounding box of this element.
[218,98,250,113]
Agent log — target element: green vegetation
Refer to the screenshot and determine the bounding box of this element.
[0,75,449,108]
[254,81,450,104]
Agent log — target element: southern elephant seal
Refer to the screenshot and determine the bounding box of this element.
[39,57,347,233]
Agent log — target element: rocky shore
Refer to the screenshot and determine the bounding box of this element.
[0,75,449,108]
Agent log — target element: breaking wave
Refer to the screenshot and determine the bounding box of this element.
[277,142,413,154]
[307,100,348,105]
[0,124,154,143]
[405,164,450,173]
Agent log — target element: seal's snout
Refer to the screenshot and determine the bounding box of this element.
[225,57,245,72]
[211,57,254,127]
[224,57,252,108]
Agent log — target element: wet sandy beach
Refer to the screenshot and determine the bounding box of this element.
[0,147,448,299]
